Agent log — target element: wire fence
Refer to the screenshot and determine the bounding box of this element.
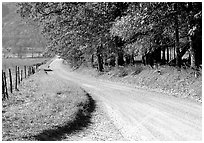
[2,63,43,100]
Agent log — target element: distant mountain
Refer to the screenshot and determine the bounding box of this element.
[2,3,10,17]
[2,2,46,57]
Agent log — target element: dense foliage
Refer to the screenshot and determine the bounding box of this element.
[17,2,202,70]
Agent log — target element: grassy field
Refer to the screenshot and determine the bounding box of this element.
[2,69,94,141]
[2,58,50,71]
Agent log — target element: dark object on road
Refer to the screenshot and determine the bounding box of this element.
[44,68,53,74]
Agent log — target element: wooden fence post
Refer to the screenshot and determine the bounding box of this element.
[31,66,33,75]
[18,66,20,84]
[30,66,32,75]
[28,66,29,76]
[2,70,5,99]
[31,66,33,74]
[33,66,35,74]
[21,70,23,81]
[32,66,35,74]
[15,66,18,90]
[24,66,26,78]
[28,66,31,76]
[9,68,13,93]
[3,71,8,99]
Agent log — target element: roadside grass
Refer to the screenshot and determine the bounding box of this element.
[106,65,202,102]
[71,62,202,102]
[2,70,95,141]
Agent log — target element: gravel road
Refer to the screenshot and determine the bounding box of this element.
[49,57,202,141]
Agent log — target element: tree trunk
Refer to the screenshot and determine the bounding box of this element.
[96,46,103,72]
[142,55,146,65]
[118,51,124,66]
[189,37,196,68]
[91,54,94,68]
[146,53,149,65]
[155,47,161,63]
[169,47,171,61]
[162,47,165,64]
[114,36,124,67]
[110,55,116,66]
[125,54,131,65]
[130,52,134,65]
[97,54,103,72]
[115,54,119,67]
[103,54,108,66]
[148,52,154,68]
[166,47,169,62]
[187,3,196,69]
[174,3,181,68]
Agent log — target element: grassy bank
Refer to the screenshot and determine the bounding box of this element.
[2,69,95,141]
[73,63,202,103]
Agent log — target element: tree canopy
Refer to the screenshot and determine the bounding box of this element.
[17,2,202,69]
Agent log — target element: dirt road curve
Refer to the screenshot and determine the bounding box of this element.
[49,58,202,141]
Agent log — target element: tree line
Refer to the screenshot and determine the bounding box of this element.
[17,2,202,71]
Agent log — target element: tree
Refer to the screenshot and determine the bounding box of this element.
[17,2,201,69]
[17,2,128,70]
[185,2,202,68]
[110,2,202,68]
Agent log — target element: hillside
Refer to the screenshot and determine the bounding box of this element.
[2,3,46,57]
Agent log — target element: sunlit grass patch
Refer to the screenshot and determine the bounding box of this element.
[2,71,94,141]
